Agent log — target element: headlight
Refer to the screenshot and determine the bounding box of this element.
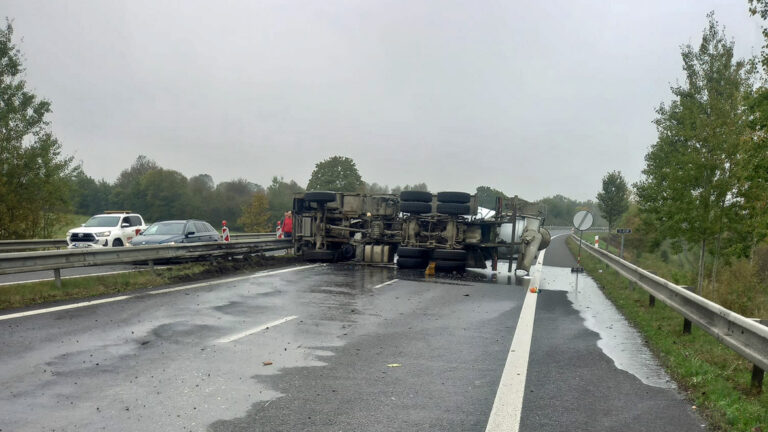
[167,241,176,245]
[95,231,111,237]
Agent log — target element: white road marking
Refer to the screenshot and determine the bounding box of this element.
[373,279,399,289]
[0,296,133,321]
[215,315,298,343]
[485,248,547,432]
[0,265,319,322]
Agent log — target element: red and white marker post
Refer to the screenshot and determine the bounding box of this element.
[594,235,599,248]
[222,220,230,243]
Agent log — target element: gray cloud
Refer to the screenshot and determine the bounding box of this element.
[5,0,763,201]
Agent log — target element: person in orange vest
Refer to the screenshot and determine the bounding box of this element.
[283,211,293,238]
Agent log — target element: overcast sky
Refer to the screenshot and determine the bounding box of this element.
[4,1,764,201]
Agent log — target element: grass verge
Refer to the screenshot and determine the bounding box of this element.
[567,237,767,431]
[0,255,302,311]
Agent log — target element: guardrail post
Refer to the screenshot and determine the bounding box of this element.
[649,294,655,308]
[148,260,155,273]
[752,365,764,392]
[681,286,695,334]
[53,268,62,288]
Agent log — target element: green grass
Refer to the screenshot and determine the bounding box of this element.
[567,237,768,431]
[0,255,300,311]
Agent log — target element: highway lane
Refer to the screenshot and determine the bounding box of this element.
[0,235,704,431]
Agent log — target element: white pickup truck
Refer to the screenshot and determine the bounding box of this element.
[66,211,147,248]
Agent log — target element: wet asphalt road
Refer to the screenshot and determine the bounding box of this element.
[0,234,704,431]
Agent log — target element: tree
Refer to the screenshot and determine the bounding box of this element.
[239,192,271,232]
[111,155,160,212]
[209,179,262,230]
[70,171,113,216]
[266,176,304,228]
[635,13,754,294]
[306,156,363,192]
[140,168,191,222]
[596,171,629,233]
[0,21,76,239]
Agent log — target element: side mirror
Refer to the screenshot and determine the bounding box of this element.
[185,231,195,237]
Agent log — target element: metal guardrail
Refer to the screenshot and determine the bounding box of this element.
[0,239,67,252]
[544,226,610,232]
[0,238,291,280]
[571,234,768,388]
[0,233,275,252]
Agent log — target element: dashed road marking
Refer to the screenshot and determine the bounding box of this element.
[215,315,298,343]
[373,279,399,289]
[0,265,319,322]
[485,248,547,432]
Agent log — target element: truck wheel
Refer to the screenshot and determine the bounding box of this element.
[396,247,429,258]
[437,191,470,204]
[304,191,337,203]
[396,257,428,269]
[112,239,124,247]
[432,249,467,261]
[435,260,465,272]
[303,249,337,261]
[436,203,470,216]
[399,191,432,203]
[400,201,432,214]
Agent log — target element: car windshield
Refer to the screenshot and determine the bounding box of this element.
[142,222,186,236]
[83,216,120,227]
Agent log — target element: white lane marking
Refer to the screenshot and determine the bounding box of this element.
[485,249,547,432]
[0,296,133,321]
[0,265,319,322]
[373,279,399,289]
[215,315,298,343]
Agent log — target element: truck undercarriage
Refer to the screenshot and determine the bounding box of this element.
[292,190,550,274]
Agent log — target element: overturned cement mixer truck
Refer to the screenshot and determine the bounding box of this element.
[291,190,550,274]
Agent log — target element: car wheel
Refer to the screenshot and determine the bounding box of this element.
[304,191,337,203]
[399,190,432,203]
[112,239,124,247]
[432,249,467,261]
[436,203,471,216]
[396,257,428,269]
[396,247,429,258]
[436,191,471,204]
[400,201,432,214]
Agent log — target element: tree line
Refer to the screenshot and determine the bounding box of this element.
[591,9,768,297]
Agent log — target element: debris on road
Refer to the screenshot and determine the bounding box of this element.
[263,361,273,366]
[387,363,401,367]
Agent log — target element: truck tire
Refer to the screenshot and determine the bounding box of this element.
[437,191,470,204]
[397,247,429,258]
[432,249,467,261]
[400,201,432,214]
[396,257,428,269]
[112,239,124,247]
[303,249,337,261]
[304,191,337,203]
[399,191,432,203]
[435,260,465,272]
[436,203,470,216]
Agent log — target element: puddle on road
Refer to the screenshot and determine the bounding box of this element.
[542,266,675,389]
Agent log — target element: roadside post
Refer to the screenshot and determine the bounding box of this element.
[571,210,594,273]
[222,220,230,243]
[594,235,599,248]
[616,228,632,259]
